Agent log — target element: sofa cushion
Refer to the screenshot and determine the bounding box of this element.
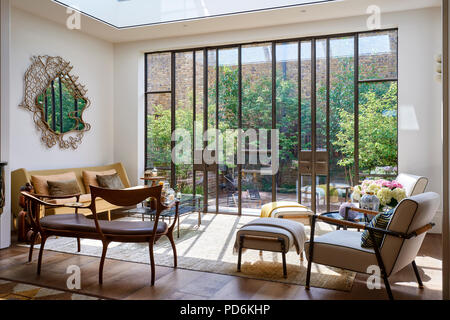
[361,209,394,248]
[82,169,117,193]
[96,173,124,190]
[47,194,93,205]
[47,179,81,197]
[31,172,78,196]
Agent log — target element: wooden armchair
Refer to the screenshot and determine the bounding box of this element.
[305,192,440,300]
[22,185,179,286]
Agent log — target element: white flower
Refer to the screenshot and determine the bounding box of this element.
[392,188,407,202]
[352,186,362,201]
[377,187,393,206]
[366,183,381,195]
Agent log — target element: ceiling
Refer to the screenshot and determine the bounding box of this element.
[12,0,441,43]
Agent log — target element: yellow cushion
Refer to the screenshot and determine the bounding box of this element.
[82,169,116,193]
[31,172,79,196]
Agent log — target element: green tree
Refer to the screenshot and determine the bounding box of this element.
[333,82,398,171]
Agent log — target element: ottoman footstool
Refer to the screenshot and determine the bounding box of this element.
[234,218,307,278]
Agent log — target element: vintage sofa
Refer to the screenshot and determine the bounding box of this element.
[11,163,131,221]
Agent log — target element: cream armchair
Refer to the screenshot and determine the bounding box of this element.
[305,192,440,300]
[396,173,428,197]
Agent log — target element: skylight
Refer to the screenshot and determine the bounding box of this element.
[54,0,335,29]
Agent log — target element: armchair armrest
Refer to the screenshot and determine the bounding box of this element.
[315,215,404,238]
[347,207,379,217]
[31,193,82,200]
[317,215,366,230]
[408,223,435,238]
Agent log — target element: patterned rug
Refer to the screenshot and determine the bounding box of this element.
[28,214,356,291]
[0,279,99,300]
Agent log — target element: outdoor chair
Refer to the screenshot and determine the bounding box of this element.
[305,192,440,300]
[22,185,179,286]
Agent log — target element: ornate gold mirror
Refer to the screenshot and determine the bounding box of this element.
[20,56,91,149]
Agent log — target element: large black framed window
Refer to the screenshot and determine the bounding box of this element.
[145,29,398,215]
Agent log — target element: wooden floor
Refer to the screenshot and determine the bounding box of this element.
[0,233,443,300]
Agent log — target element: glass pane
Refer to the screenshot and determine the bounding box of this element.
[315,39,328,213]
[315,39,327,152]
[299,41,313,209]
[329,36,355,210]
[218,47,239,213]
[146,93,172,184]
[242,43,272,213]
[194,50,204,166]
[358,81,398,178]
[147,52,171,92]
[359,30,398,81]
[300,41,312,151]
[175,52,194,195]
[207,49,218,212]
[276,42,299,203]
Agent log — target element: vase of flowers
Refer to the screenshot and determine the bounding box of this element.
[352,179,407,211]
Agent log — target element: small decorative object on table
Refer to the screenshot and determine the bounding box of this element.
[360,192,380,212]
[352,179,407,212]
[152,168,158,177]
[338,201,358,220]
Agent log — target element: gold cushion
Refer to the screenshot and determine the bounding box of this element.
[82,169,116,193]
[47,179,81,197]
[31,172,78,196]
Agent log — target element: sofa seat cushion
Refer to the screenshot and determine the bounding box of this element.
[31,172,79,196]
[40,214,168,235]
[305,230,378,274]
[47,194,93,205]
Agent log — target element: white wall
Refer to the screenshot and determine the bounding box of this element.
[0,7,115,247]
[1,0,12,249]
[113,7,444,230]
[10,8,115,172]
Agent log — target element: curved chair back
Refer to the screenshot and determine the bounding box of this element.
[89,185,163,238]
[380,192,440,276]
[396,173,428,197]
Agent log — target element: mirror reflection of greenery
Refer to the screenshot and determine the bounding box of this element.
[36,75,87,134]
[147,58,397,193]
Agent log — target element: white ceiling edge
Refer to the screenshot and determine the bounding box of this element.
[12,0,441,44]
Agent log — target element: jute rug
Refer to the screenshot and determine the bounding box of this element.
[30,213,356,291]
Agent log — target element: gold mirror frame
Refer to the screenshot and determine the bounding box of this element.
[20,56,91,149]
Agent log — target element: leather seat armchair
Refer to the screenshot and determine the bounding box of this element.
[305,192,440,300]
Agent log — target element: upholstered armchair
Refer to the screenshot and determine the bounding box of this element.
[396,173,428,197]
[305,192,440,300]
